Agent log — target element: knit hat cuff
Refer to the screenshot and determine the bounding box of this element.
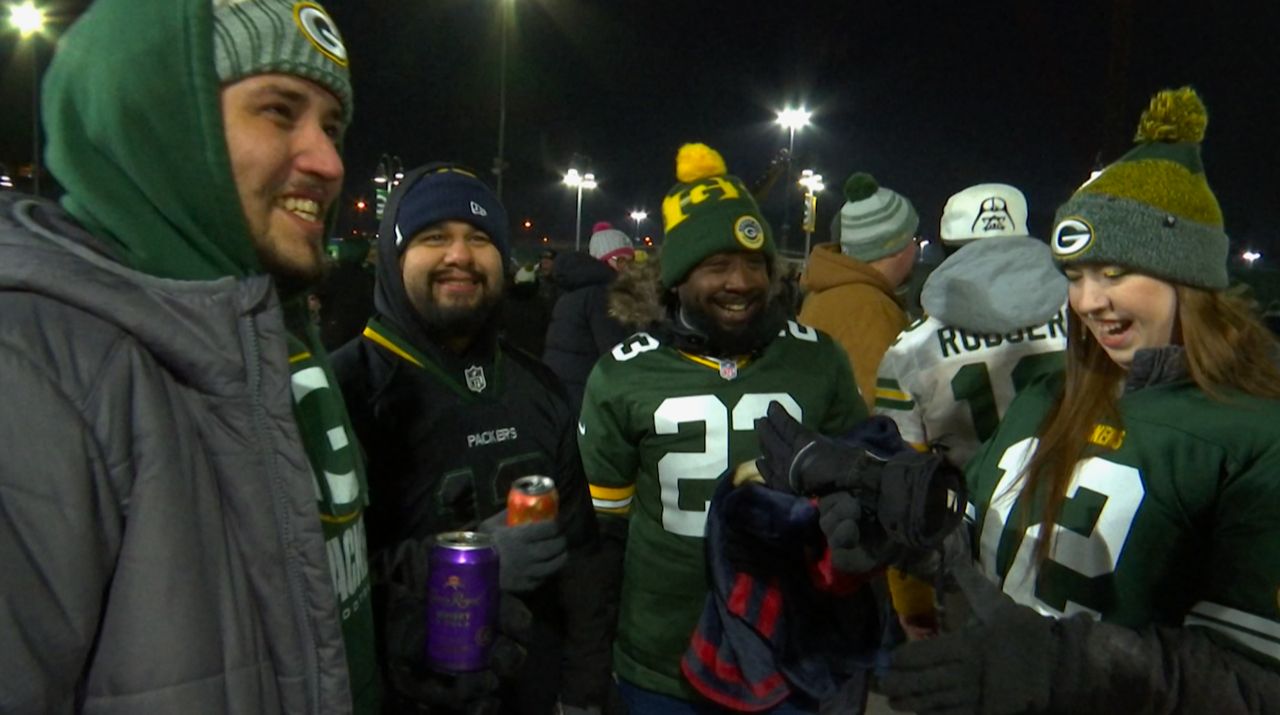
[1051,193,1228,289]
[841,229,914,262]
[598,246,635,264]
[248,59,352,123]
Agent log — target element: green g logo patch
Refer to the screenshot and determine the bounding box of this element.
[294,1,348,67]
[1052,217,1094,258]
[734,215,765,250]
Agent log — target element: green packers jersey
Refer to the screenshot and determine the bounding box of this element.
[874,309,1065,468]
[579,320,865,698]
[287,325,379,715]
[968,372,1280,667]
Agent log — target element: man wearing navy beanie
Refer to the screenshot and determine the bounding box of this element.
[331,163,613,714]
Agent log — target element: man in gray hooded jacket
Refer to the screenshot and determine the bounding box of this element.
[871,182,1067,640]
[0,0,374,712]
[873,183,1067,466]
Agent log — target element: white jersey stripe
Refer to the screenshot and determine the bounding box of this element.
[1185,602,1280,660]
[592,496,633,510]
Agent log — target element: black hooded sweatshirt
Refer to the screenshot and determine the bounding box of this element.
[330,165,611,712]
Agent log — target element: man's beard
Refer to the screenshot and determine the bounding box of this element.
[258,242,330,297]
[674,297,784,357]
[413,275,504,342]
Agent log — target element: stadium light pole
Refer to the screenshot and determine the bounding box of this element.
[797,169,824,259]
[563,168,597,252]
[630,209,647,240]
[775,107,811,249]
[372,154,403,221]
[494,0,515,200]
[9,1,46,197]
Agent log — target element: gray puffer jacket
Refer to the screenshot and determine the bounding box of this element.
[0,196,350,714]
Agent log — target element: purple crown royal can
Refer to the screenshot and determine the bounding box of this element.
[425,531,499,673]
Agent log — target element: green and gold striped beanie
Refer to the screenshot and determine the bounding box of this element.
[1050,87,1227,289]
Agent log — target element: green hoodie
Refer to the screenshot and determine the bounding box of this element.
[44,0,257,281]
[42,1,378,712]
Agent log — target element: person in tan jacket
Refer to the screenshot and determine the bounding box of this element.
[799,173,919,410]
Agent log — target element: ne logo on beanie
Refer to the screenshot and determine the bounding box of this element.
[295,2,347,66]
[1052,218,1095,258]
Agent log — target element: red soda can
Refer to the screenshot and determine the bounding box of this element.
[506,475,559,525]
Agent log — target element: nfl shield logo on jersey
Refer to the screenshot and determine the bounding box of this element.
[719,361,738,380]
[465,365,487,393]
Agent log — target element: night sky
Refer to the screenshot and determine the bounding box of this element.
[3,0,1278,264]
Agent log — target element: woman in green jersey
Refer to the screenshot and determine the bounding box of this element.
[877,86,1280,714]
[763,87,1280,714]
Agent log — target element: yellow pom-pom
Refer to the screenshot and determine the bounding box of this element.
[675,143,727,183]
[1135,86,1207,144]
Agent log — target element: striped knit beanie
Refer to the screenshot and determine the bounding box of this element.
[833,173,919,262]
[212,0,353,126]
[1051,87,1227,289]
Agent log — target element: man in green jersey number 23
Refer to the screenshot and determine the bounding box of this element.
[577,143,870,714]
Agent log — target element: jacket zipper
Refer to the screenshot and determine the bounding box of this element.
[242,311,322,713]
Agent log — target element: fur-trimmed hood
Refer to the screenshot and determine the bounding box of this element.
[608,255,787,332]
[608,258,666,331]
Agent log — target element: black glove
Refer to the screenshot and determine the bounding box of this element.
[817,492,897,574]
[755,401,875,494]
[756,403,966,550]
[479,510,569,593]
[377,538,534,714]
[879,560,1060,715]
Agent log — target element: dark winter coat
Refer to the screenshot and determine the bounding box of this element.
[331,164,613,712]
[543,252,629,413]
[500,278,553,358]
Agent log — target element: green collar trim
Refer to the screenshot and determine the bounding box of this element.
[362,317,501,400]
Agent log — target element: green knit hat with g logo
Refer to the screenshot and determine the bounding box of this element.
[212,0,353,126]
[1050,87,1227,289]
[660,143,776,289]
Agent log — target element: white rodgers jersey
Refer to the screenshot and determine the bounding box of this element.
[874,307,1067,467]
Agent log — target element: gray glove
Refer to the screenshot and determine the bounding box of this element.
[879,560,1059,714]
[817,492,897,574]
[479,509,569,592]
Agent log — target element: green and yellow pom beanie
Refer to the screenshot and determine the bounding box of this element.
[1050,86,1227,289]
[660,143,776,288]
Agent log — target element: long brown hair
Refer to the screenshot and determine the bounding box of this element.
[1014,285,1280,565]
